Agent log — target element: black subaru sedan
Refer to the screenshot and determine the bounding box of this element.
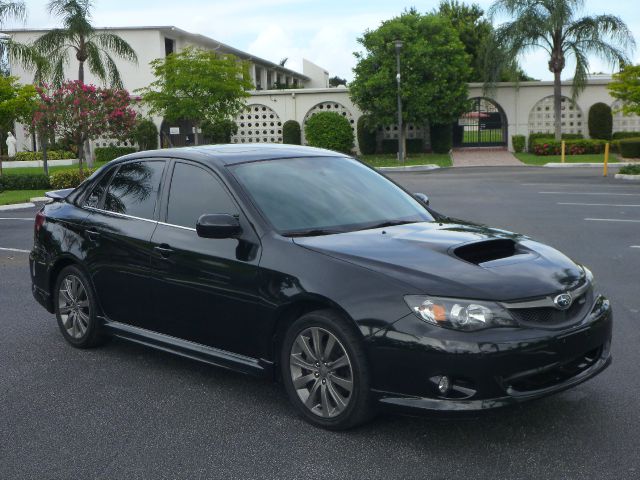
[30,144,612,429]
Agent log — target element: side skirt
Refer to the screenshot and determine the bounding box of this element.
[102,320,274,378]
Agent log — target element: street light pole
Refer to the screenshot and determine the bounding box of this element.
[394,39,404,163]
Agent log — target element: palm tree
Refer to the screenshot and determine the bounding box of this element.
[34,0,138,88]
[489,0,635,140]
[0,2,40,78]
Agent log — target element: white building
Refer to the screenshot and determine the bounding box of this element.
[4,26,640,154]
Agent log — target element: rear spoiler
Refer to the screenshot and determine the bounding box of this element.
[45,188,75,202]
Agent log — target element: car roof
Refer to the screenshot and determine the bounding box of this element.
[114,144,347,166]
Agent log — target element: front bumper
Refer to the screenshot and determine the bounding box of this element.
[367,295,612,413]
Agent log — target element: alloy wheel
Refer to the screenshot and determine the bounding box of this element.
[289,327,354,418]
[58,274,90,339]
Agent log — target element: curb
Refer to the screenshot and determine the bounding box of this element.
[30,197,52,203]
[377,164,440,172]
[614,174,640,181]
[0,202,35,211]
[544,162,635,168]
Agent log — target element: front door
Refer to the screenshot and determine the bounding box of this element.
[82,160,166,326]
[148,161,261,357]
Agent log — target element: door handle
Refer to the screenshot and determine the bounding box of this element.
[86,229,101,241]
[154,244,174,258]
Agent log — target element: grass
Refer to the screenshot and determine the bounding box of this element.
[0,161,107,176]
[514,153,621,166]
[360,153,452,168]
[0,189,47,206]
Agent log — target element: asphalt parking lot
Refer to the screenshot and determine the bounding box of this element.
[1,166,638,479]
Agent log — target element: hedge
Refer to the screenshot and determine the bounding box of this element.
[531,138,607,156]
[304,112,354,154]
[356,116,376,154]
[588,103,612,140]
[512,135,525,153]
[0,174,50,191]
[50,169,96,189]
[619,138,640,159]
[612,131,640,140]
[202,119,238,144]
[619,164,640,175]
[282,120,301,145]
[95,146,137,163]
[380,139,424,154]
[527,132,583,152]
[14,150,75,161]
[430,124,452,154]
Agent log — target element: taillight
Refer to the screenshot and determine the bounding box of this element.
[34,211,46,237]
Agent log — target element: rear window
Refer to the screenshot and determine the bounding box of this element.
[103,161,165,219]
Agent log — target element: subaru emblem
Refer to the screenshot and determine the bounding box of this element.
[553,293,573,310]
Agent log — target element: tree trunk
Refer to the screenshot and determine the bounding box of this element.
[41,132,49,177]
[77,138,84,173]
[78,61,84,84]
[194,124,200,146]
[85,140,93,168]
[553,69,562,142]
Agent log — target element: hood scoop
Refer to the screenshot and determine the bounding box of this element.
[453,239,522,266]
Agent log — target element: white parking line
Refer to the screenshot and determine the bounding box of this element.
[0,218,33,221]
[559,202,640,207]
[540,192,640,196]
[585,218,640,223]
[0,247,30,253]
[631,246,640,249]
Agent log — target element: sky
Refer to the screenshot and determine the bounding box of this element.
[2,0,639,81]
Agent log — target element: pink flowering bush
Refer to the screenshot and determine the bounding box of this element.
[33,81,137,168]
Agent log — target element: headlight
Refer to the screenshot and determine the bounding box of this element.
[404,295,517,331]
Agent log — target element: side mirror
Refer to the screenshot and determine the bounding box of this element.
[414,192,430,207]
[196,214,242,239]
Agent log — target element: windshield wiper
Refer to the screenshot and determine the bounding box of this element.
[358,220,417,231]
[283,228,345,238]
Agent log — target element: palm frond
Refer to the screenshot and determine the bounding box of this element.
[0,1,26,25]
[102,50,124,89]
[84,40,106,82]
[33,28,76,54]
[93,32,138,64]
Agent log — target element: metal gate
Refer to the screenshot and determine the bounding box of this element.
[453,98,506,147]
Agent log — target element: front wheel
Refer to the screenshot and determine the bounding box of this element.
[281,310,373,429]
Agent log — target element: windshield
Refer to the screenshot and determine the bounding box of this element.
[230,156,434,235]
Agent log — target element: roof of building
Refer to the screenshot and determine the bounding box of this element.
[121,143,344,166]
[1,25,310,80]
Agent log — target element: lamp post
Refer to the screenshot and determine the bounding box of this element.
[394,39,404,163]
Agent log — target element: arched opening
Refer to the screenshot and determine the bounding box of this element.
[453,97,507,147]
[528,95,583,136]
[159,118,197,148]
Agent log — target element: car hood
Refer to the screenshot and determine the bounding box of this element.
[293,221,585,301]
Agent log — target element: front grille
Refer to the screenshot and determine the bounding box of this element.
[506,346,602,393]
[508,286,593,328]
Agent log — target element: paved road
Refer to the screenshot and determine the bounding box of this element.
[1,167,639,479]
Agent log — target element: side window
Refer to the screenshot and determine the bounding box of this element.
[103,161,165,219]
[84,169,115,208]
[167,162,238,229]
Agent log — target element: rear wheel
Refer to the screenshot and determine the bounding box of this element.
[281,310,373,429]
[54,265,106,348]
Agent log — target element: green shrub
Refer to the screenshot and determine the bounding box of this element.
[512,135,526,153]
[95,146,137,163]
[588,103,613,140]
[304,112,354,153]
[282,120,302,145]
[14,150,75,161]
[49,169,96,189]
[430,124,452,154]
[130,118,159,150]
[0,174,50,191]
[619,164,640,175]
[202,119,238,144]
[527,132,584,152]
[619,138,640,159]
[612,131,640,140]
[531,138,607,156]
[380,139,424,154]
[356,116,376,154]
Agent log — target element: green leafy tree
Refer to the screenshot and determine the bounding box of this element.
[138,47,252,145]
[608,65,640,116]
[33,0,138,87]
[350,10,470,157]
[0,76,37,158]
[329,76,348,87]
[489,0,635,140]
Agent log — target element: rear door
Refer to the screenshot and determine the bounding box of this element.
[147,160,262,357]
[82,159,166,326]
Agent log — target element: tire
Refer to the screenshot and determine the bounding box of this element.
[281,309,374,430]
[53,265,107,348]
